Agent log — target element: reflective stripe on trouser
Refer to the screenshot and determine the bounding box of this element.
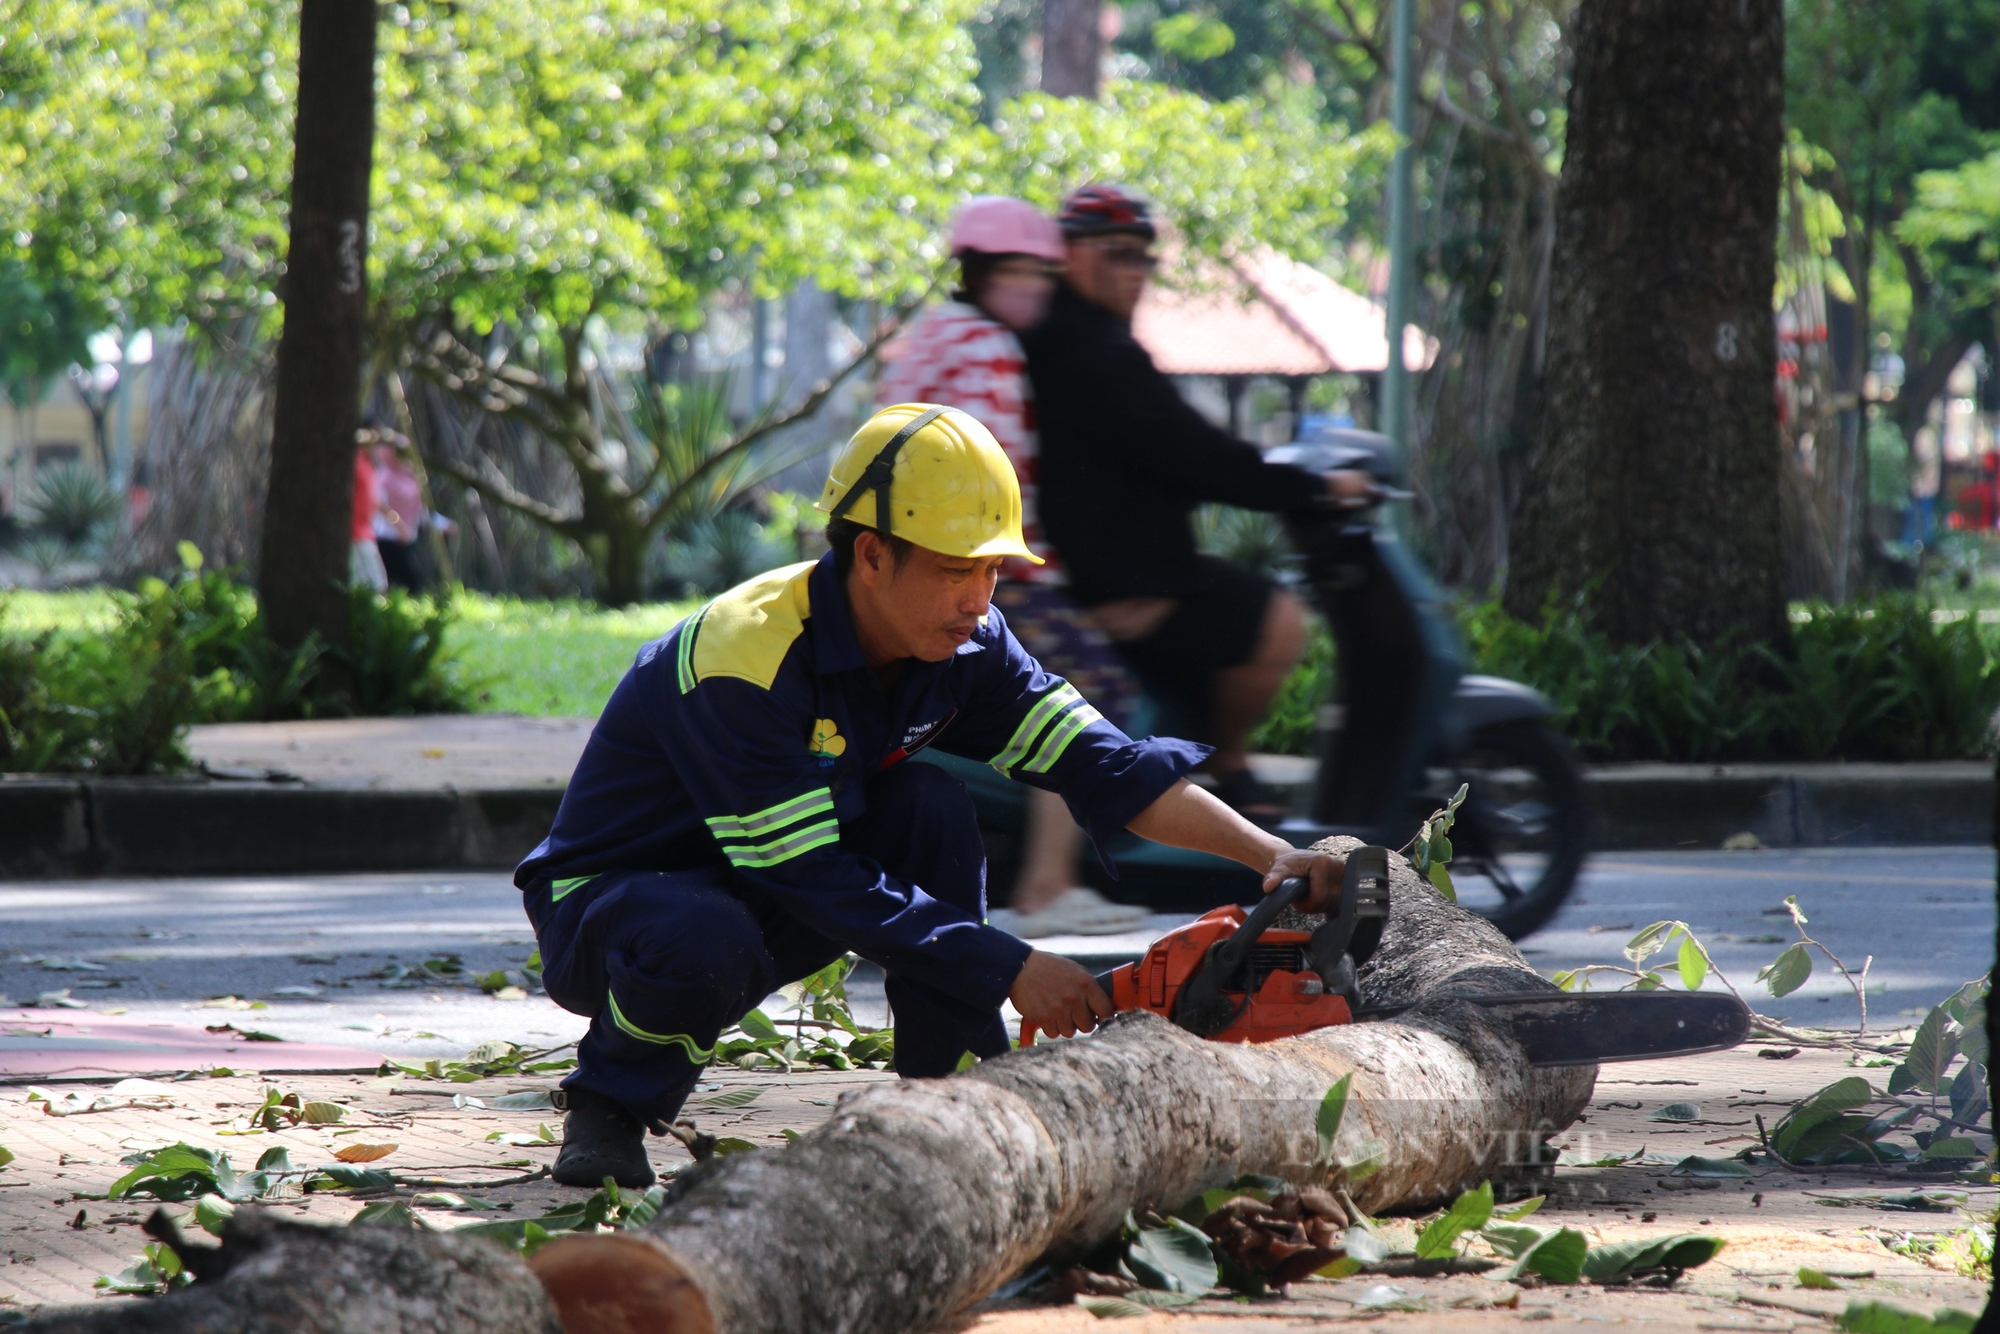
[521,761,1009,1128]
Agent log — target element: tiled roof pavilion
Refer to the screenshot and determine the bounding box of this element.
[1132,249,1435,378]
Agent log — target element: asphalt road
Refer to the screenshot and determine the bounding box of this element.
[0,847,1989,1062]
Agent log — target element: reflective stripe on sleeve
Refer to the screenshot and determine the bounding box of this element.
[1020,700,1104,774]
[703,788,841,868]
[989,682,1084,776]
[717,819,841,869]
[703,788,834,843]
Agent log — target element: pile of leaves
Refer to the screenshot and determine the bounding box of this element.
[1755,980,1990,1171]
[380,1038,578,1083]
[1052,1076,1724,1313]
[715,957,894,1072]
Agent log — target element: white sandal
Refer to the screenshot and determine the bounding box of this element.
[1008,887,1150,938]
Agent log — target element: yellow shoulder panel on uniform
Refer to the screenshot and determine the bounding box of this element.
[688,561,818,690]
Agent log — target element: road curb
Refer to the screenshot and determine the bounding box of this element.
[0,777,563,878]
[1585,762,1994,850]
[0,762,1989,878]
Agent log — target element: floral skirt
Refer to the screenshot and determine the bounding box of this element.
[992,580,1145,737]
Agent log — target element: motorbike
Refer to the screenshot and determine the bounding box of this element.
[922,427,1589,942]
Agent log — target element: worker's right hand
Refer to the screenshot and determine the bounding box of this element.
[1009,949,1115,1039]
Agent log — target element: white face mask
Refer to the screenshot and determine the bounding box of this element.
[980,280,1054,333]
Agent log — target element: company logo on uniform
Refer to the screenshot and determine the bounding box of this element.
[903,720,944,747]
[810,719,847,761]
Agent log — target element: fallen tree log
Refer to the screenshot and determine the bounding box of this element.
[534,838,1594,1333]
[23,839,1592,1334]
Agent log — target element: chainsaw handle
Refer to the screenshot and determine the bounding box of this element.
[1018,968,1120,1049]
[1217,876,1311,971]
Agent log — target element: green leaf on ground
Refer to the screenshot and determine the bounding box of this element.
[1580,1233,1724,1285]
[711,1138,759,1155]
[0,1146,14,1169]
[314,1165,395,1193]
[349,1200,417,1228]
[1078,1296,1151,1319]
[1416,1180,1493,1258]
[695,1086,763,1109]
[1799,1268,1840,1289]
[1672,1156,1753,1178]
[1497,1195,1545,1220]
[1893,1006,1959,1095]
[193,1195,236,1235]
[1917,1137,1976,1160]
[1771,1077,1874,1162]
[1125,1217,1219,1293]
[1650,1103,1700,1122]
[485,1091,555,1111]
[1834,1301,1978,1333]
[1342,1226,1389,1266]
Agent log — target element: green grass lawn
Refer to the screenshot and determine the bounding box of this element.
[3,586,698,718]
[453,594,698,716]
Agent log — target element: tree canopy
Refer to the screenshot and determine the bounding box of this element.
[1,0,1386,346]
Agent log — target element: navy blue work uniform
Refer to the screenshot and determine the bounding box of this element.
[517,552,1204,1128]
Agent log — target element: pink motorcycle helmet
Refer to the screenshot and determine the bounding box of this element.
[948,197,1064,262]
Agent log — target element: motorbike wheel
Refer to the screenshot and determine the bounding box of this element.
[1431,720,1589,941]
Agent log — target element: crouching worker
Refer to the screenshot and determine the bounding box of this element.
[518,403,1344,1187]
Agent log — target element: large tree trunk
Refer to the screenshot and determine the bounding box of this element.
[1504,0,1785,648]
[24,844,1589,1334]
[258,0,378,653]
[1040,0,1103,98]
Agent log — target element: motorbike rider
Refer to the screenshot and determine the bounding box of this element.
[876,196,1148,939]
[1021,184,1369,824]
[518,402,1345,1188]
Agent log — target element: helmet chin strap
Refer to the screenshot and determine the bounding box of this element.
[827,406,950,539]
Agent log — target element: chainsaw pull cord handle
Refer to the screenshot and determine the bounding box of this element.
[1018,968,1123,1050]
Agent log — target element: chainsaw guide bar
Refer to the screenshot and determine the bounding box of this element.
[1021,845,1753,1067]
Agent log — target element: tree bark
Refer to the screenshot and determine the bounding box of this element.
[23,844,1590,1334]
[1040,0,1102,98]
[258,0,378,652]
[22,1210,559,1334]
[1505,0,1785,648]
[531,841,1593,1334]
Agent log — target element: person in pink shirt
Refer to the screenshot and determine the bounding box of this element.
[373,431,428,591]
[878,197,1148,938]
[351,431,388,592]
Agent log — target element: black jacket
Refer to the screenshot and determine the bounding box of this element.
[1021,282,1322,606]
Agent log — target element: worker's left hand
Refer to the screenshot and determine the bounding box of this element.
[1263,847,1343,913]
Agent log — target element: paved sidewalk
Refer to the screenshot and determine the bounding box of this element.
[1,1042,1988,1328]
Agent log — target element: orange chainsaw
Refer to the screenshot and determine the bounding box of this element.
[1022,846,1751,1066]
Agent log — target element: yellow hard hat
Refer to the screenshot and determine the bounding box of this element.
[815,403,1042,564]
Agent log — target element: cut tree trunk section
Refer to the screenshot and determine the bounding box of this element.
[22,842,1591,1334]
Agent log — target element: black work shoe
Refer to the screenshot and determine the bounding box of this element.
[552,1088,656,1188]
